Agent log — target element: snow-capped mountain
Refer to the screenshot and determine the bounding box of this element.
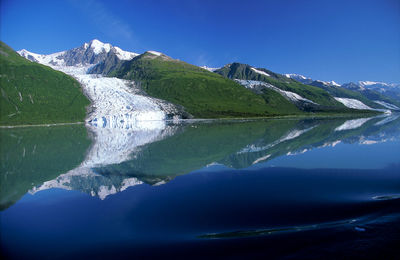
[284,74,313,85]
[284,74,340,87]
[285,73,400,111]
[342,81,400,102]
[18,39,138,67]
[17,40,186,128]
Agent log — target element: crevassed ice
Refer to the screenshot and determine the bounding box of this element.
[18,44,164,130]
[75,75,166,129]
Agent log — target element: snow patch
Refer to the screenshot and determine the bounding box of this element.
[148,51,162,56]
[200,66,220,72]
[236,80,317,104]
[251,67,270,77]
[284,74,309,80]
[334,97,373,110]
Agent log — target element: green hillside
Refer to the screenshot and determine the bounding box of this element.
[103,52,302,118]
[215,63,345,110]
[0,41,90,125]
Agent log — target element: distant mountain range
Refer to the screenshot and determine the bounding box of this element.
[285,73,400,108]
[1,39,399,126]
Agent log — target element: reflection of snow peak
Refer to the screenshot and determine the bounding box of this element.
[29,124,178,199]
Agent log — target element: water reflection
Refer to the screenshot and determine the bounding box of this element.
[1,114,400,207]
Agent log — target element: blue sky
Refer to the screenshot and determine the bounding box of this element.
[1,0,399,83]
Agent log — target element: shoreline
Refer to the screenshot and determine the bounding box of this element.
[0,121,85,129]
[1,111,390,129]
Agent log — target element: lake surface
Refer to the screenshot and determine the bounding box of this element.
[1,115,400,259]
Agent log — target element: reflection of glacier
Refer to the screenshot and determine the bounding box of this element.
[30,123,178,199]
[29,114,400,199]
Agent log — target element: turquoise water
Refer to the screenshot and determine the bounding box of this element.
[1,115,400,259]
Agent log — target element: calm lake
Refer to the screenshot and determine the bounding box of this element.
[1,115,400,259]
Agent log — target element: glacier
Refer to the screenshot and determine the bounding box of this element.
[17,39,181,129]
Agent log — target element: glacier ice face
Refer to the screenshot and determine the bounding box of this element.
[75,74,167,129]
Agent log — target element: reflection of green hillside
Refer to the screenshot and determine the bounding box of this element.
[97,120,301,182]
[3,115,399,207]
[221,115,400,168]
[0,125,91,210]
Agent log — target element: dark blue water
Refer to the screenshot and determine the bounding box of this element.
[1,116,400,259]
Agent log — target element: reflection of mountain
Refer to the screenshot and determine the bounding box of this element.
[221,115,400,169]
[29,122,178,200]
[2,115,400,206]
[0,125,91,209]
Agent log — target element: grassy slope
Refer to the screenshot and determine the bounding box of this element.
[108,53,302,118]
[0,41,90,125]
[215,63,345,109]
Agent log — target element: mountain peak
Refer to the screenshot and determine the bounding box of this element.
[85,39,111,54]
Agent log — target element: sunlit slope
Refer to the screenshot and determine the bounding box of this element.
[0,41,90,125]
[215,63,345,111]
[103,52,302,118]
